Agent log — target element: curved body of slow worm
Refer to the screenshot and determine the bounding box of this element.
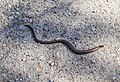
[19,22,104,54]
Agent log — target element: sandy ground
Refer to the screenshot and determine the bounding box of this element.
[0,0,120,82]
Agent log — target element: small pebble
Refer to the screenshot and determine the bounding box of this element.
[91,26,97,34]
